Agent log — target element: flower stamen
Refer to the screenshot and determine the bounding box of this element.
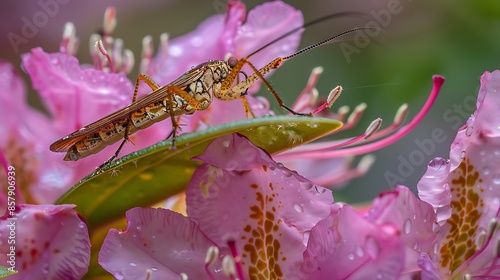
[278,75,445,159]
[60,22,78,55]
[226,239,245,280]
[96,39,114,73]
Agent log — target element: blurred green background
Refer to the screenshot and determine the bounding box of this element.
[1,0,499,203]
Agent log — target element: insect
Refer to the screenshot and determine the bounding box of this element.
[50,11,374,167]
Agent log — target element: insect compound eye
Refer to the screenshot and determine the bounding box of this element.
[227,56,238,68]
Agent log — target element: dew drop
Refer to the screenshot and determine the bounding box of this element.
[129,262,138,267]
[302,230,311,244]
[222,140,230,148]
[432,222,440,233]
[493,174,500,185]
[281,169,293,178]
[115,272,124,280]
[433,242,440,254]
[460,150,466,159]
[347,252,355,260]
[293,204,303,213]
[365,236,380,258]
[78,222,85,228]
[136,225,142,231]
[428,157,448,170]
[268,164,276,171]
[413,214,417,220]
[413,241,419,250]
[42,263,49,274]
[150,267,158,271]
[403,219,411,234]
[465,125,473,136]
[355,245,364,257]
[484,167,491,175]
[300,182,313,190]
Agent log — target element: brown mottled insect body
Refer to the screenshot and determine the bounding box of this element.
[50,11,374,167]
[56,59,233,161]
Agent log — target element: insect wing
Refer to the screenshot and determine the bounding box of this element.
[50,65,208,152]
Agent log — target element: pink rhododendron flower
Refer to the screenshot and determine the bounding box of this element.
[417,70,500,279]
[301,186,438,279]
[99,133,334,279]
[1,1,306,204]
[0,204,90,279]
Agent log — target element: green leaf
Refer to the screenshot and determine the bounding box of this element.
[0,265,17,278]
[56,116,341,229]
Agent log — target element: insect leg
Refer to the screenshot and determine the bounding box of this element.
[163,85,207,145]
[98,74,161,170]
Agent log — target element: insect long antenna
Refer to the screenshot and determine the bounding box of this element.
[246,11,369,59]
[283,26,378,60]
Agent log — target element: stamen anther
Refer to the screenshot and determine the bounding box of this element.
[394,103,409,126]
[103,6,117,35]
[222,256,236,277]
[364,118,382,139]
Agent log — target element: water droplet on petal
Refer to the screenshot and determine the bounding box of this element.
[129,262,138,267]
[222,140,230,148]
[365,236,380,258]
[433,242,440,254]
[42,263,49,274]
[460,151,466,159]
[115,272,124,280]
[293,204,303,213]
[465,125,473,136]
[302,230,311,244]
[136,225,141,231]
[429,158,448,170]
[413,214,417,220]
[493,174,500,185]
[347,252,355,260]
[300,182,313,190]
[355,245,364,257]
[78,222,85,228]
[281,169,293,178]
[484,167,491,175]
[150,267,158,271]
[403,219,411,234]
[268,164,276,171]
[432,222,440,233]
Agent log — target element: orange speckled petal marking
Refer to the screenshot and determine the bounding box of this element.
[439,156,483,273]
[186,134,333,279]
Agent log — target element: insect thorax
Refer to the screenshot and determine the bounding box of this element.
[178,60,232,114]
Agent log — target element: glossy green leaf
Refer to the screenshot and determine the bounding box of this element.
[56,116,341,230]
[0,266,17,278]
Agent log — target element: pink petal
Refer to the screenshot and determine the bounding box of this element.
[0,204,90,279]
[0,62,76,204]
[21,47,133,133]
[99,207,220,280]
[417,158,452,224]
[186,133,333,278]
[367,186,439,275]
[301,205,405,279]
[418,253,442,280]
[417,70,500,278]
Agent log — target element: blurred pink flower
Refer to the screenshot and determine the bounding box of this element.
[0,204,90,279]
[0,0,306,204]
[99,133,333,279]
[417,70,500,279]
